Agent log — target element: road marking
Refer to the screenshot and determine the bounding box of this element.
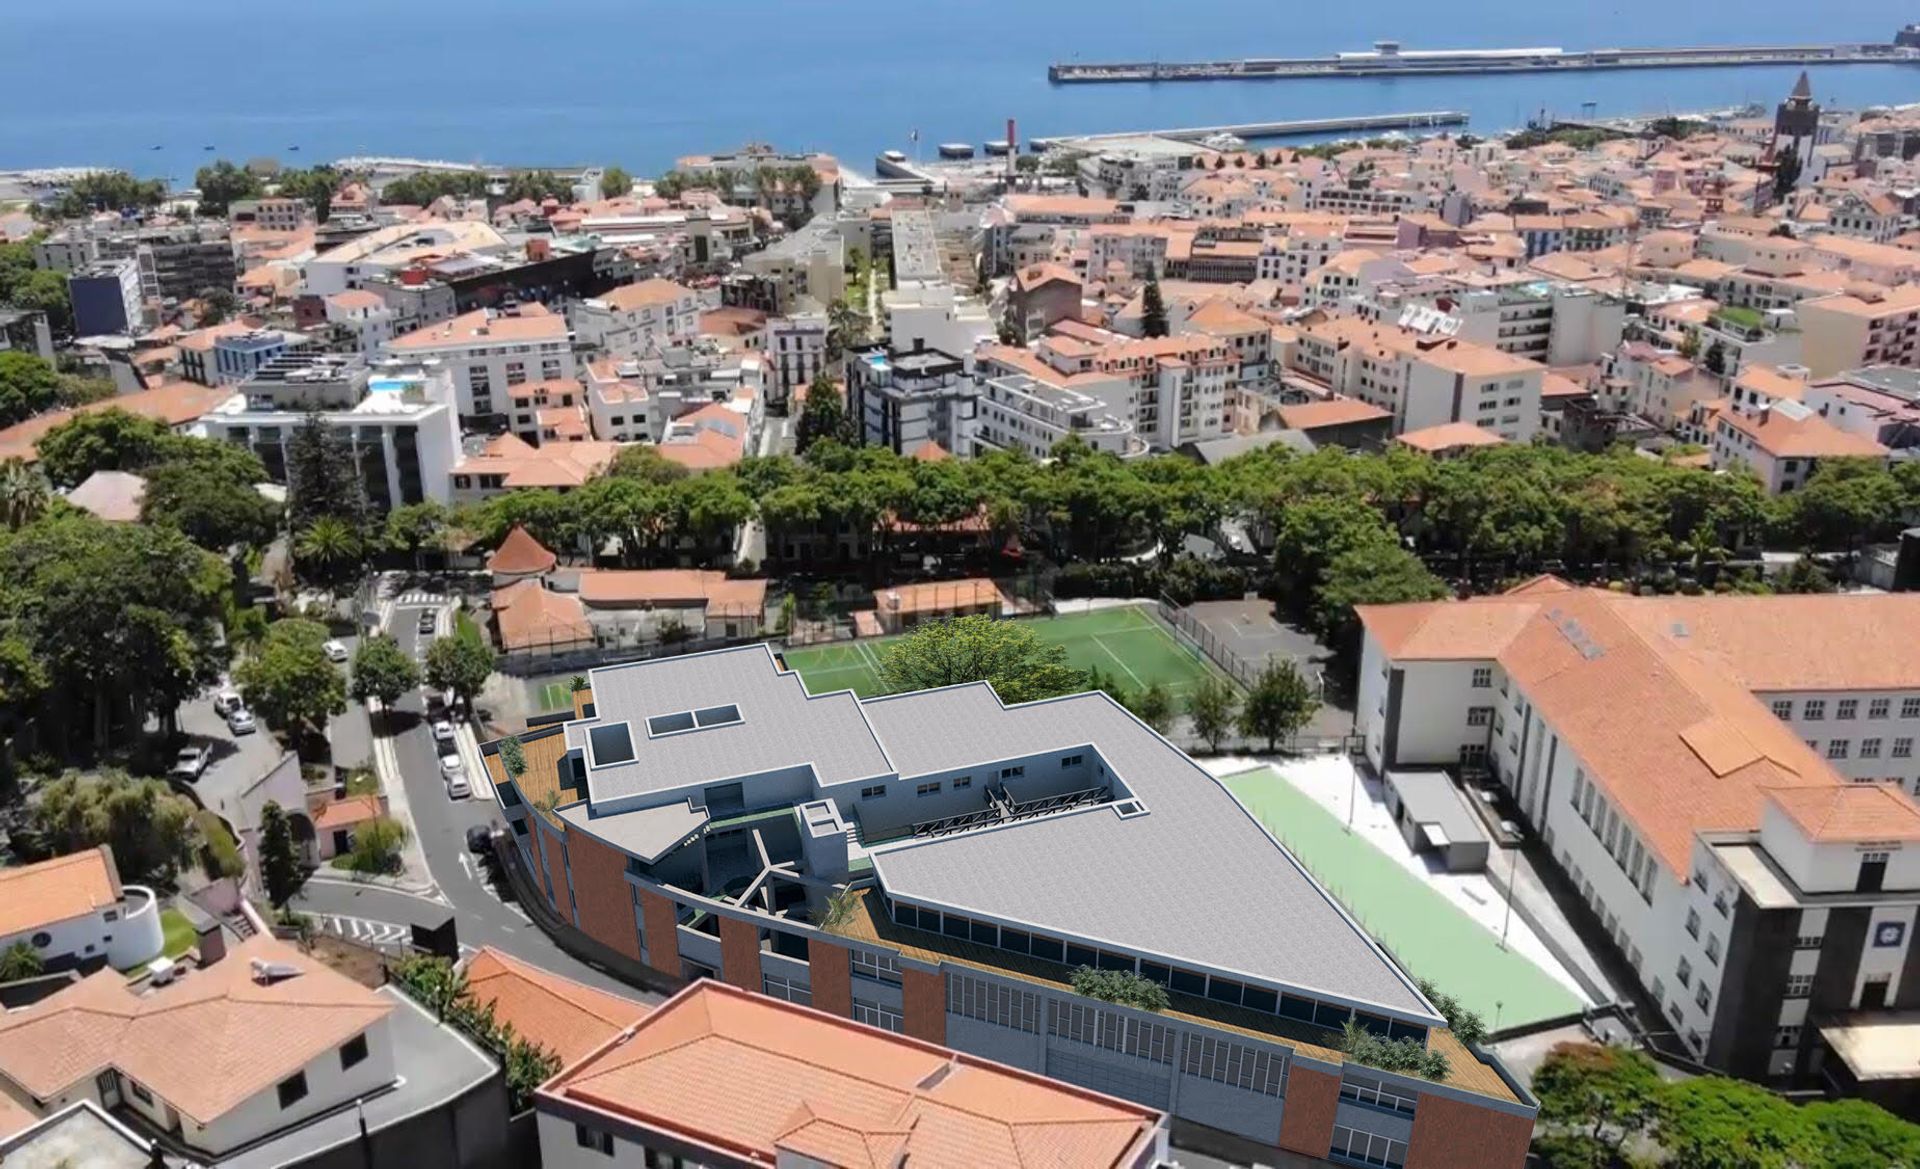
[457,852,475,882]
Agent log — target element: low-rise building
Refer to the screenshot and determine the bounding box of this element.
[569,278,701,359]
[0,847,164,974]
[1710,399,1889,493]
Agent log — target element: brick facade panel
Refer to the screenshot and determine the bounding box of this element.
[559,827,641,961]
[719,914,762,991]
[1277,1065,1340,1159]
[638,887,681,978]
[808,938,852,1019]
[1404,1091,1534,1169]
[902,967,946,1046]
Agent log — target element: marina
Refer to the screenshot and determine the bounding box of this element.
[1049,37,1919,84]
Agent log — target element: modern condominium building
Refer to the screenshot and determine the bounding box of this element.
[484,646,1538,1169]
[1357,579,1920,1114]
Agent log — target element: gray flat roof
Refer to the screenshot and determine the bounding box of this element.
[0,1104,151,1169]
[568,645,895,804]
[1385,770,1488,849]
[863,686,1433,1018]
[564,799,709,863]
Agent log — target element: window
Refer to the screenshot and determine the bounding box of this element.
[1676,958,1692,988]
[575,1124,614,1155]
[1776,1025,1802,1049]
[1340,1074,1417,1115]
[1829,740,1851,760]
[1804,700,1826,721]
[1060,754,1083,767]
[1785,975,1813,998]
[1467,706,1493,727]
[1904,698,1920,720]
[1331,1125,1408,1169]
[851,948,902,985]
[1185,1035,1288,1096]
[916,781,941,797]
[1896,738,1914,759]
[277,1072,309,1109]
[1002,765,1026,778]
[1838,699,1859,721]
[861,784,887,799]
[1471,667,1492,688]
[1871,699,1891,719]
[1685,908,1700,939]
[129,1080,153,1104]
[1863,738,1883,759]
[953,774,972,789]
[339,1033,369,1070]
[1771,700,1793,720]
[1705,934,1721,965]
[1795,932,1824,949]
[762,975,812,1007]
[852,1000,904,1032]
[949,973,1041,1033]
[1695,984,1712,1013]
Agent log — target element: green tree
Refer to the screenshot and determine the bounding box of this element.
[1127,681,1175,733]
[878,614,1084,704]
[1703,340,1728,376]
[1237,660,1316,752]
[426,624,496,712]
[295,514,365,591]
[196,287,238,325]
[1140,271,1170,338]
[235,619,346,738]
[0,939,43,981]
[796,372,852,454]
[193,160,263,217]
[53,372,117,408]
[349,634,419,708]
[1803,1097,1920,1168]
[40,171,166,218]
[286,414,368,532]
[599,165,632,198]
[0,459,51,529]
[30,770,198,883]
[346,816,409,874]
[11,270,75,336]
[379,170,489,207]
[274,166,341,222]
[1314,541,1451,647]
[383,500,449,570]
[259,800,303,909]
[141,455,279,551]
[1655,1075,1823,1169]
[1186,675,1239,753]
[498,735,527,780]
[0,351,61,426]
[36,409,176,488]
[1775,458,1905,554]
[1532,1043,1660,1169]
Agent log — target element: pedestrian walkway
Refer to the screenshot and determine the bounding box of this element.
[313,911,476,959]
[393,591,447,607]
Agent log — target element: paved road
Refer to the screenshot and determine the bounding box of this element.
[294,599,655,1002]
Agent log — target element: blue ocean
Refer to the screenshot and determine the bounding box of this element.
[4,1,1920,178]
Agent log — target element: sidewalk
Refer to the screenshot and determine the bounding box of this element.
[365,696,439,897]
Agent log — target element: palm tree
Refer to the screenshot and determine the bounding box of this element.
[0,460,49,529]
[296,515,362,591]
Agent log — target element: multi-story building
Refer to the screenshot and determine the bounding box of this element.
[568,277,701,359]
[210,329,293,385]
[67,258,143,336]
[228,197,314,233]
[736,218,844,314]
[1030,325,1238,450]
[482,646,1539,1169]
[536,979,1170,1169]
[884,282,994,368]
[0,307,55,358]
[1608,341,1720,433]
[1797,284,1920,377]
[382,303,575,425]
[766,312,826,408]
[0,933,505,1166]
[1291,318,1543,442]
[36,221,235,302]
[199,354,461,510]
[846,345,977,457]
[976,373,1145,459]
[1709,399,1889,494]
[1356,580,1920,1109]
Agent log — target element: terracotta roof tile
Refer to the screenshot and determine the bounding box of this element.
[462,947,649,1066]
[0,847,120,938]
[487,526,558,576]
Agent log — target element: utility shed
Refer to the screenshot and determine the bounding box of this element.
[1384,769,1490,873]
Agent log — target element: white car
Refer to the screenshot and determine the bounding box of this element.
[323,639,349,663]
[170,745,211,781]
[430,720,455,744]
[446,773,471,800]
[212,690,243,716]
[226,708,257,735]
[439,753,465,779]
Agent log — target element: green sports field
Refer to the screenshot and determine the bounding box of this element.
[536,679,576,711]
[783,605,1229,709]
[1221,766,1583,1029]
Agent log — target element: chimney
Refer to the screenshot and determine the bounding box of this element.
[196,922,227,966]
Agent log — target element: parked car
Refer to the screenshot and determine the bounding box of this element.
[226,708,257,735]
[323,639,349,663]
[417,611,436,635]
[465,824,493,853]
[212,690,243,716]
[446,773,471,800]
[430,719,455,744]
[439,753,465,780]
[170,744,211,781]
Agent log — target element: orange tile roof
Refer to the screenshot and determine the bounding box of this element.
[542,981,1161,1169]
[1717,404,1889,459]
[312,794,383,832]
[1767,785,1920,844]
[1274,397,1391,430]
[0,847,120,937]
[0,383,233,464]
[576,569,766,612]
[388,304,567,351]
[463,947,649,1066]
[1396,422,1507,452]
[0,935,392,1124]
[492,580,593,653]
[487,525,558,576]
[458,434,618,489]
[1734,365,1809,403]
[876,578,1006,617]
[1620,593,1920,692]
[598,278,695,311]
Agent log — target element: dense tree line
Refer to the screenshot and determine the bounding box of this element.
[35,170,168,220]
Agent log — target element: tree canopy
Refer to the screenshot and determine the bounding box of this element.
[877,614,1084,704]
[192,159,262,216]
[0,352,60,426]
[235,619,346,738]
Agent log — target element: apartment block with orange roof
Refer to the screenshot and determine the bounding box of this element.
[481,645,1538,1169]
[1709,398,1889,493]
[1797,284,1920,377]
[381,301,576,424]
[569,277,701,359]
[1357,582,1920,1108]
[1290,317,1544,442]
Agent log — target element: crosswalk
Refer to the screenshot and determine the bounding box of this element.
[313,912,476,958]
[393,591,447,607]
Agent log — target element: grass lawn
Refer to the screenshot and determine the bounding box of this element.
[159,907,196,960]
[1221,766,1583,1030]
[781,605,1230,710]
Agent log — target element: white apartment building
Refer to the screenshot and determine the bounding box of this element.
[845,346,978,457]
[766,312,825,408]
[975,373,1144,459]
[1357,582,1920,1098]
[1709,399,1889,494]
[382,303,575,423]
[199,355,462,510]
[1291,318,1543,441]
[1609,342,1720,432]
[1797,285,1920,377]
[568,278,700,359]
[884,282,994,368]
[321,289,398,355]
[1256,226,1344,283]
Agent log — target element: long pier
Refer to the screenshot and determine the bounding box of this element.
[1049,41,1918,84]
[1036,110,1468,149]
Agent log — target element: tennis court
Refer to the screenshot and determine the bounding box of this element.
[1221,766,1583,1029]
[782,605,1229,708]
